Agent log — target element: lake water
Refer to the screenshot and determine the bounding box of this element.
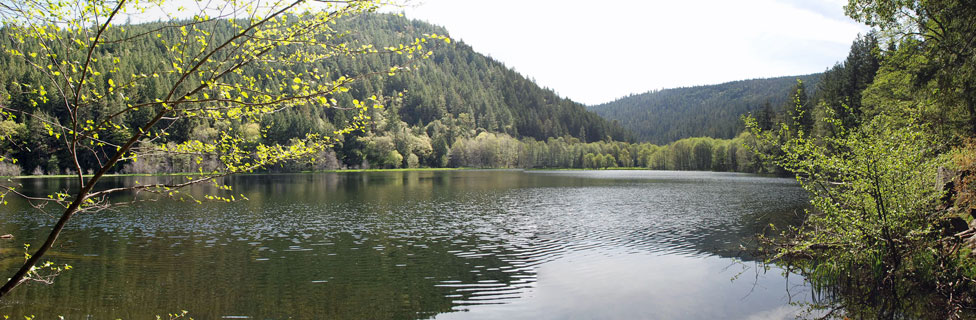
[0,170,814,319]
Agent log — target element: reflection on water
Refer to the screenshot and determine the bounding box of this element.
[0,170,810,319]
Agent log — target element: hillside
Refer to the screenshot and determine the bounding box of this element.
[588,74,821,144]
[0,14,630,173]
[337,15,631,142]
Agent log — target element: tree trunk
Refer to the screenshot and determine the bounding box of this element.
[0,202,80,298]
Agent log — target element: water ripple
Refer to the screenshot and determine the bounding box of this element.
[0,170,809,318]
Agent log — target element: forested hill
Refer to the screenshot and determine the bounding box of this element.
[339,14,630,142]
[0,13,630,173]
[588,74,821,144]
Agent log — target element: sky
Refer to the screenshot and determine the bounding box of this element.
[400,0,870,105]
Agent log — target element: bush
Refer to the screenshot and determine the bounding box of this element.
[748,110,976,317]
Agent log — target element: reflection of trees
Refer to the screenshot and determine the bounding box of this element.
[792,273,954,320]
[0,171,836,318]
[0,215,551,318]
[689,200,809,261]
[0,171,556,319]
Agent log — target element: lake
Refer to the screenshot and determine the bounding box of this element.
[0,170,814,319]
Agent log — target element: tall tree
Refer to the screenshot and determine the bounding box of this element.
[817,32,882,129]
[787,80,813,135]
[755,101,774,131]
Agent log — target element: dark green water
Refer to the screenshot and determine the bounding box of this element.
[0,170,813,319]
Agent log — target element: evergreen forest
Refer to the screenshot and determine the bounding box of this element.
[0,13,634,175]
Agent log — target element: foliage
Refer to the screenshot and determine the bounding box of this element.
[441,132,763,173]
[786,80,813,134]
[20,244,72,286]
[847,0,976,135]
[743,24,976,313]
[747,100,974,316]
[738,10,976,312]
[754,110,941,266]
[157,310,192,320]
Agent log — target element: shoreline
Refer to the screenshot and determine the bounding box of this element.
[0,167,779,179]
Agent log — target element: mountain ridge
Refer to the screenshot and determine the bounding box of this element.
[589,73,822,144]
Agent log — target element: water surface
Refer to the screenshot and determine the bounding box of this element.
[0,170,812,319]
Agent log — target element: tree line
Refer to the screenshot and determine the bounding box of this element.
[444,132,764,172]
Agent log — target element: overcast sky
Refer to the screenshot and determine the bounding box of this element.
[400,0,870,105]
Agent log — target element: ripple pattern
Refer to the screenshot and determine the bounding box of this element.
[0,170,809,319]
